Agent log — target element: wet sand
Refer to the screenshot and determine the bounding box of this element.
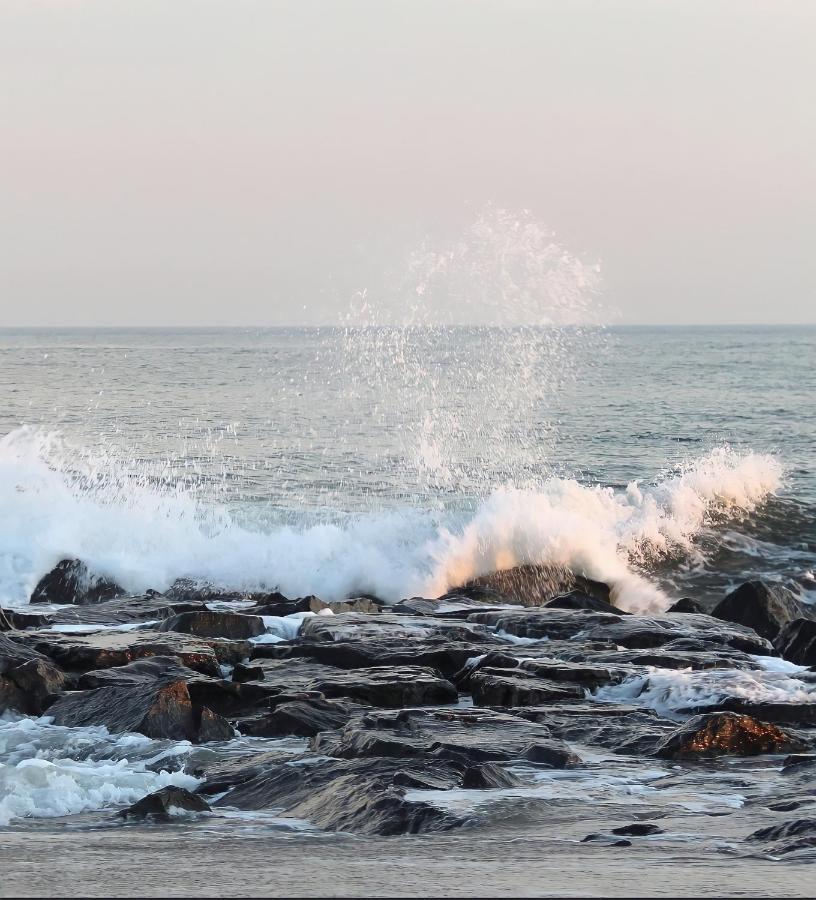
[1,825,808,898]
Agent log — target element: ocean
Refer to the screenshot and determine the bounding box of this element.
[1,324,813,610]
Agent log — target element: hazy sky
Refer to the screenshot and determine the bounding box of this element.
[1,0,814,326]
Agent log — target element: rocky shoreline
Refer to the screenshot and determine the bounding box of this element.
[3,558,816,859]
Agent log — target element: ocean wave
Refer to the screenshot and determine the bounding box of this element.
[0,427,783,612]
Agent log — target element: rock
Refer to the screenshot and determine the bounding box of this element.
[782,754,816,774]
[232,662,265,683]
[544,591,624,615]
[16,630,224,676]
[667,598,705,614]
[30,559,125,605]
[241,696,364,738]
[0,634,68,714]
[46,654,236,742]
[467,668,585,707]
[581,833,632,847]
[299,612,492,645]
[0,608,52,630]
[306,665,458,708]
[461,763,523,789]
[208,755,465,836]
[747,818,816,845]
[712,581,807,641]
[118,786,210,820]
[775,618,816,666]
[265,637,493,679]
[157,610,266,640]
[48,680,198,740]
[654,712,805,759]
[611,823,664,836]
[468,609,774,655]
[454,565,612,608]
[197,706,234,742]
[50,596,206,628]
[312,707,580,768]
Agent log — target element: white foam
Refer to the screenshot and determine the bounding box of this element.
[0,427,783,612]
[593,665,816,716]
[43,621,159,634]
[0,713,199,826]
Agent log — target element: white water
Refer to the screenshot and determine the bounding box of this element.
[593,665,816,717]
[0,427,783,612]
[0,713,199,826]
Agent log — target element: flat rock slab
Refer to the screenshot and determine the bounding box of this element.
[468,609,773,655]
[299,612,494,645]
[15,630,228,676]
[240,658,458,707]
[313,706,580,768]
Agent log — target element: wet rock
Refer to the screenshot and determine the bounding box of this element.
[461,762,523,789]
[782,754,816,774]
[299,612,492,645]
[313,707,579,768]
[511,703,676,754]
[50,596,206,628]
[17,630,224,676]
[748,818,816,843]
[455,565,612,608]
[611,823,664,836]
[157,610,266,640]
[0,608,52,631]
[775,618,816,666]
[544,591,624,615]
[242,696,364,737]
[265,637,493,680]
[30,559,125,605]
[468,668,585,707]
[667,598,705,615]
[48,679,199,741]
[581,833,632,847]
[698,698,816,727]
[712,581,807,641]
[209,755,465,836]
[232,662,265,683]
[468,609,773,655]
[0,634,68,714]
[654,712,805,759]
[197,705,234,742]
[118,786,210,820]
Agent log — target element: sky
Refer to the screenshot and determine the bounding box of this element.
[0,0,814,326]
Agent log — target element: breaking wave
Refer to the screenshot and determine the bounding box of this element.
[0,427,783,612]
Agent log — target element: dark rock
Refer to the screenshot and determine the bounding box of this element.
[232,663,265,683]
[712,581,807,641]
[694,697,816,727]
[16,630,224,676]
[48,679,199,741]
[30,559,125,605]
[454,565,612,608]
[461,763,522,789]
[468,668,585,707]
[544,591,624,615]
[654,712,805,759]
[210,755,465,836]
[781,754,816,774]
[266,637,492,680]
[118,786,210,820]
[0,608,52,630]
[667,598,705,614]
[581,833,632,847]
[312,707,580,768]
[299,612,492,645]
[50,596,206,628]
[157,610,266,640]
[510,703,676,754]
[0,634,68,714]
[748,818,816,843]
[242,696,364,738]
[611,823,664,836]
[469,609,773,655]
[775,618,816,666]
[197,706,234,742]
